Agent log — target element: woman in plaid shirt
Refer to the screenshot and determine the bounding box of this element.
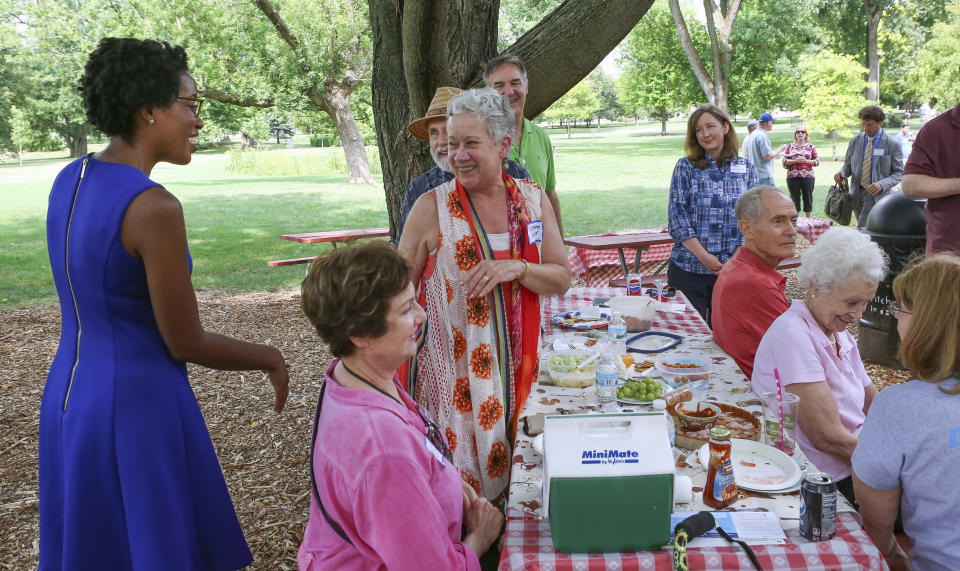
[668,104,759,325]
[781,128,819,217]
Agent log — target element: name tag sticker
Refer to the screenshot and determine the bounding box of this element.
[424,435,445,463]
[874,148,885,156]
[731,164,747,174]
[527,220,544,243]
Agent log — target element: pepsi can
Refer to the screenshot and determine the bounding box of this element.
[799,472,837,541]
[626,274,643,296]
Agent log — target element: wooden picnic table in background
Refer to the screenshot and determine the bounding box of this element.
[268,227,390,267]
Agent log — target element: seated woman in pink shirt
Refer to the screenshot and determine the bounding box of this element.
[752,227,887,505]
[297,242,503,570]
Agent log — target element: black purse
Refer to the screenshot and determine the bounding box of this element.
[825,178,853,226]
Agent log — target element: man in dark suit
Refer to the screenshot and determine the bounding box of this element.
[834,106,904,228]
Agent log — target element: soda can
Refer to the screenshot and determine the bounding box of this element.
[626,274,643,296]
[799,472,837,541]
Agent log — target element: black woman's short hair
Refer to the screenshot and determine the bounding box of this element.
[78,37,189,141]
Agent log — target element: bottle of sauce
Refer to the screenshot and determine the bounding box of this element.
[703,426,737,509]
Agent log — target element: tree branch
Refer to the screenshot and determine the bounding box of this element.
[252,0,299,51]
[668,0,715,105]
[703,0,723,104]
[495,0,656,118]
[200,87,274,108]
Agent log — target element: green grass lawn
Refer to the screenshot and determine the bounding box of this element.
[0,119,870,307]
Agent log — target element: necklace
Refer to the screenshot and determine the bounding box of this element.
[340,360,403,406]
[339,360,454,463]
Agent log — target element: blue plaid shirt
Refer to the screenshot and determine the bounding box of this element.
[668,156,758,274]
[396,160,530,241]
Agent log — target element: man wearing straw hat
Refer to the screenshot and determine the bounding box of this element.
[397,86,530,239]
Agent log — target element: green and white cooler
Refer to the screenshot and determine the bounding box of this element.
[543,412,675,553]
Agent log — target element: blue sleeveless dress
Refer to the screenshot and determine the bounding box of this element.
[39,156,252,570]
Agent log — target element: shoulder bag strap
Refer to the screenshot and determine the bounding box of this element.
[310,382,354,545]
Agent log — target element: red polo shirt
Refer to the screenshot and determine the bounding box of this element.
[904,103,960,255]
[711,247,789,378]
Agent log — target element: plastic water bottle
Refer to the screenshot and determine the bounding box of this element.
[652,399,675,447]
[607,311,627,344]
[595,351,619,413]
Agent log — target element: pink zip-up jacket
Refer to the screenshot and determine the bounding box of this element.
[298,360,481,570]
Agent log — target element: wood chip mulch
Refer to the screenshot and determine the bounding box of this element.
[0,249,910,567]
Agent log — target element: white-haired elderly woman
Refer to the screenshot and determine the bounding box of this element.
[752,227,887,505]
[399,87,570,502]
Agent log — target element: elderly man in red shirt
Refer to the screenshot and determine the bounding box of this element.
[712,186,798,378]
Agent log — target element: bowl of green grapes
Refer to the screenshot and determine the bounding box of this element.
[616,377,666,403]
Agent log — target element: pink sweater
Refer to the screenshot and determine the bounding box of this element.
[297,360,481,570]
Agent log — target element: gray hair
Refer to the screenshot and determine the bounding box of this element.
[747,119,758,132]
[735,185,785,222]
[797,227,888,293]
[483,54,528,86]
[447,88,515,144]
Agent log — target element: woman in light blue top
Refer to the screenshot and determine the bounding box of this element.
[853,253,960,570]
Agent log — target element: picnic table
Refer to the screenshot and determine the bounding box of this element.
[498,286,884,570]
[567,218,833,288]
[267,227,390,268]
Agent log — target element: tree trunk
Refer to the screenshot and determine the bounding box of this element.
[669,0,740,113]
[66,127,87,158]
[832,131,838,161]
[319,82,375,184]
[660,107,668,135]
[370,0,654,238]
[566,121,571,138]
[864,0,883,101]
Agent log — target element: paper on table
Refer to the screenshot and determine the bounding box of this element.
[578,305,602,318]
[668,510,786,547]
[658,302,690,313]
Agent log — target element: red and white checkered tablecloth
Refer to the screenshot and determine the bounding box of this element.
[499,510,884,571]
[796,217,832,245]
[541,287,711,337]
[567,229,673,287]
[567,220,832,287]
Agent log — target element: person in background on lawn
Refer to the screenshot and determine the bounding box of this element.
[397,86,530,241]
[902,94,960,256]
[782,127,820,218]
[853,253,960,571]
[484,54,563,235]
[298,242,502,570]
[918,97,936,123]
[667,104,757,325]
[399,88,570,504]
[894,123,914,161]
[712,186,797,378]
[40,37,289,569]
[748,112,784,187]
[740,119,758,158]
[834,105,904,228]
[752,227,887,506]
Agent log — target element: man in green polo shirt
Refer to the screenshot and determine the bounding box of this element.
[484,54,563,234]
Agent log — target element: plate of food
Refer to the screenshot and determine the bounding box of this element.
[552,310,611,329]
[616,377,669,404]
[696,438,802,492]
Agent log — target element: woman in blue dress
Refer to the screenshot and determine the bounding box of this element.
[40,38,290,570]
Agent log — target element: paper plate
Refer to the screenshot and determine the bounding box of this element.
[696,438,801,492]
[552,310,611,330]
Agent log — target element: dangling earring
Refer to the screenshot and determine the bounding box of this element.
[502,158,509,171]
[148,119,155,125]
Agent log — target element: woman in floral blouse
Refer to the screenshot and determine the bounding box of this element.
[782,128,819,217]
